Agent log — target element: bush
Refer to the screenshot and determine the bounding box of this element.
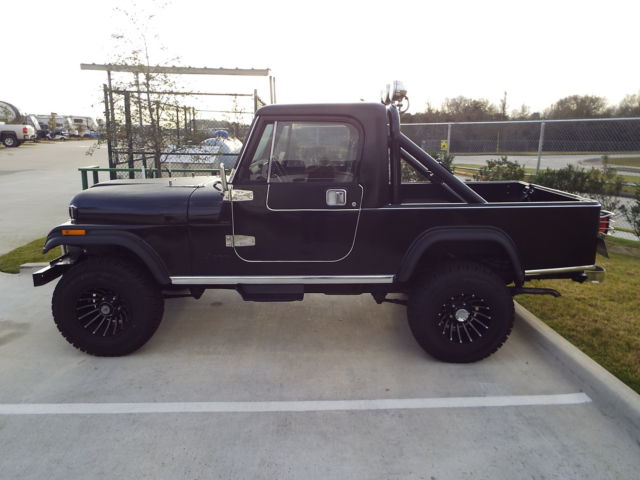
[620,184,640,238]
[533,157,624,211]
[401,151,455,182]
[474,156,525,181]
[428,151,455,172]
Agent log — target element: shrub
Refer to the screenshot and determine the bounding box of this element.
[474,156,525,181]
[533,157,624,211]
[620,184,640,238]
[401,151,455,182]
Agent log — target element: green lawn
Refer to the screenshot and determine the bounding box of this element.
[0,237,58,274]
[518,244,640,393]
[608,156,640,168]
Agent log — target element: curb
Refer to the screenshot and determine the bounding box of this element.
[515,303,640,443]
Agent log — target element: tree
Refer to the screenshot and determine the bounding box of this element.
[544,94,611,119]
[442,96,498,122]
[499,91,508,120]
[510,104,532,120]
[48,113,57,132]
[615,92,640,117]
[106,3,185,176]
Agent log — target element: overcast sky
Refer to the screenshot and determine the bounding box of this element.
[2,0,639,121]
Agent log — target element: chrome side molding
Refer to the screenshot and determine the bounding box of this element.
[170,275,395,285]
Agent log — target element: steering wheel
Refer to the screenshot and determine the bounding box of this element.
[270,160,287,182]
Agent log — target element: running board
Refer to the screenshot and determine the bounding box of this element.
[237,284,304,302]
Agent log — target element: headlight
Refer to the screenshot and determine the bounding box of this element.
[381,80,408,105]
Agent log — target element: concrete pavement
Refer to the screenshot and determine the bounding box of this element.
[1,271,639,479]
[0,140,108,255]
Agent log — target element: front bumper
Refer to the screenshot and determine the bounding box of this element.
[32,255,75,286]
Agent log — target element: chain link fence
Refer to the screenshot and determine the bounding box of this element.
[401,117,640,172]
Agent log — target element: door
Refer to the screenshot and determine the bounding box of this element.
[230,119,363,262]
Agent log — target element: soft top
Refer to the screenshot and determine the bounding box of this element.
[256,102,387,123]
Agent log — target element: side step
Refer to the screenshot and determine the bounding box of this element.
[237,284,304,302]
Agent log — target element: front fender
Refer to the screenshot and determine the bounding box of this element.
[42,227,170,285]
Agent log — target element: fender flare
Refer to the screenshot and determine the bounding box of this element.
[397,226,524,286]
[43,229,171,285]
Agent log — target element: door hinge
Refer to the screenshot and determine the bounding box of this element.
[226,235,256,247]
[223,189,254,202]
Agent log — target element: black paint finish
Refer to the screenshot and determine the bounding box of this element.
[39,103,603,293]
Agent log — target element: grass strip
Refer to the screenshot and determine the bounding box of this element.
[518,250,640,393]
[608,156,640,168]
[0,237,58,274]
[606,235,640,249]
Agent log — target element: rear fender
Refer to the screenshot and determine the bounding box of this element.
[397,226,524,286]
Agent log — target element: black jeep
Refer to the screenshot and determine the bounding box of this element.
[34,97,608,362]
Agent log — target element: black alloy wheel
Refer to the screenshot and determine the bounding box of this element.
[52,257,164,356]
[75,287,130,337]
[407,262,514,363]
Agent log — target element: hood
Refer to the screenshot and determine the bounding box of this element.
[71,176,221,225]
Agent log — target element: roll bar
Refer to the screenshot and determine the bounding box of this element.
[387,105,486,204]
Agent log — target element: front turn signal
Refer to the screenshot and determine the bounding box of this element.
[61,229,86,236]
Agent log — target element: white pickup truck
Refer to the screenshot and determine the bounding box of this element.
[0,123,36,147]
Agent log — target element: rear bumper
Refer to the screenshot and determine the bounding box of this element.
[524,264,606,284]
[585,266,606,283]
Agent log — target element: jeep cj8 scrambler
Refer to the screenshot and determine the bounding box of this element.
[34,84,609,362]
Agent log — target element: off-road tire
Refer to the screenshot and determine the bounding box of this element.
[52,256,164,356]
[407,262,514,363]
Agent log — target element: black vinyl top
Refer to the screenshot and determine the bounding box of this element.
[256,102,388,122]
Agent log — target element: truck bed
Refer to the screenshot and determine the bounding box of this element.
[400,181,584,204]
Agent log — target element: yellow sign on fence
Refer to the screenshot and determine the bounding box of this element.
[440,140,448,151]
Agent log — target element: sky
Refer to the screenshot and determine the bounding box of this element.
[2,0,639,121]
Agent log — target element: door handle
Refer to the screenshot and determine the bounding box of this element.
[326,189,347,206]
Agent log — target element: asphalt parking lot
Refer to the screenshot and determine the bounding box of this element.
[1,142,639,479]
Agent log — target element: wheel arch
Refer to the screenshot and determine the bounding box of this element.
[397,226,524,287]
[44,230,171,286]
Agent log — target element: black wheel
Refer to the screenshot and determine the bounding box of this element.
[52,257,164,356]
[407,262,514,363]
[2,135,18,147]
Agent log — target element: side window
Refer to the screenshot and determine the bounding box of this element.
[269,122,359,183]
[237,123,274,183]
